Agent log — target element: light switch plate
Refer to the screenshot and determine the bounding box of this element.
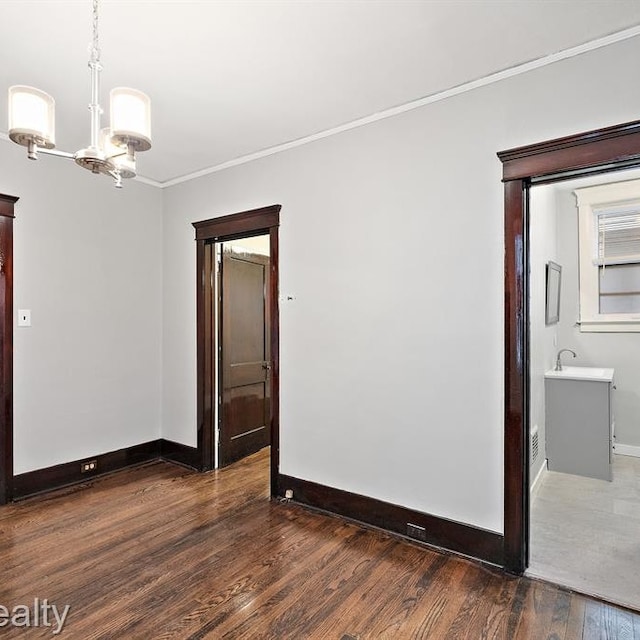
[18,310,31,327]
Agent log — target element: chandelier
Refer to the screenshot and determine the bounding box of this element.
[7,0,151,188]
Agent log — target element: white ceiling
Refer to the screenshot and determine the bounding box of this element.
[1,1,640,186]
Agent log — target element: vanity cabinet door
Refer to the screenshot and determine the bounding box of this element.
[545,379,612,481]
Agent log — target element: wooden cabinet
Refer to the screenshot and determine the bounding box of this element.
[545,369,614,482]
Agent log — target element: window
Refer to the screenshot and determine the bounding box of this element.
[575,179,640,332]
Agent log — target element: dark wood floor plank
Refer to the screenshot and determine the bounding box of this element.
[207,528,395,639]
[311,541,448,639]
[564,594,588,640]
[503,577,530,638]
[510,579,559,639]
[441,566,501,640]
[158,517,360,639]
[401,561,477,640]
[0,447,639,638]
[469,570,521,639]
[261,537,426,639]
[545,589,572,640]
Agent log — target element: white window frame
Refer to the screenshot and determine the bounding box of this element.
[575,179,640,332]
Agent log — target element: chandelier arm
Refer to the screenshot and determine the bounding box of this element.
[108,169,123,189]
[37,148,75,160]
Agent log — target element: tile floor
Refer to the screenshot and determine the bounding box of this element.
[528,454,640,611]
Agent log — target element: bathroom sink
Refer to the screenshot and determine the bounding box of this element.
[544,366,614,382]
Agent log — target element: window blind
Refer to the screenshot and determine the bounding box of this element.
[596,207,640,265]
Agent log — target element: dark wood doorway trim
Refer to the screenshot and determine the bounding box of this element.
[193,205,281,495]
[498,120,640,573]
[0,193,18,505]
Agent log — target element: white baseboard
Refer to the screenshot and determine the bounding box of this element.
[613,443,640,458]
[530,460,547,495]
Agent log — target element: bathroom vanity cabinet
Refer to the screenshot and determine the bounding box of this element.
[544,367,614,482]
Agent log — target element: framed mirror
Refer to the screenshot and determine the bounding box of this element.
[545,261,562,325]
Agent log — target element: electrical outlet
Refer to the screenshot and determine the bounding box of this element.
[285,489,294,500]
[80,460,98,473]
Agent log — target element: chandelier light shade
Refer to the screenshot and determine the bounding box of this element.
[110,88,152,152]
[5,0,151,188]
[100,128,136,179]
[8,85,56,150]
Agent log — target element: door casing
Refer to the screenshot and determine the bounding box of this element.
[499,120,640,573]
[0,194,18,505]
[193,205,280,496]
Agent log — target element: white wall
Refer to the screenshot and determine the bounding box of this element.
[1,143,163,474]
[556,183,640,448]
[162,36,640,533]
[529,185,558,485]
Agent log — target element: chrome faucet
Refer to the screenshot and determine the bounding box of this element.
[555,349,576,371]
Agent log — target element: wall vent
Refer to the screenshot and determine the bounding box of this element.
[531,425,540,463]
[407,523,427,542]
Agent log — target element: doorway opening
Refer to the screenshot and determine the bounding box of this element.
[193,205,280,495]
[527,170,640,610]
[499,120,640,579]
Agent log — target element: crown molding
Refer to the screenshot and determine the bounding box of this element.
[159,25,640,188]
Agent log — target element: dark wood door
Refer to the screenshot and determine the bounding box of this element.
[219,248,271,467]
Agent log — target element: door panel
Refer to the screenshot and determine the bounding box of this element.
[219,248,270,466]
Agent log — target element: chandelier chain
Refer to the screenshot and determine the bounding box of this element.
[90,0,100,64]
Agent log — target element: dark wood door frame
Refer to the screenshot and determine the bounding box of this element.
[498,120,640,573]
[193,205,280,496]
[0,194,18,505]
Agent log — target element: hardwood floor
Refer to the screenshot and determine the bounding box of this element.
[0,449,638,639]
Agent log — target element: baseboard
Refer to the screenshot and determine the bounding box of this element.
[11,439,202,500]
[277,474,503,567]
[160,439,200,470]
[13,440,162,500]
[530,459,547,496]
[613,443,640,458]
